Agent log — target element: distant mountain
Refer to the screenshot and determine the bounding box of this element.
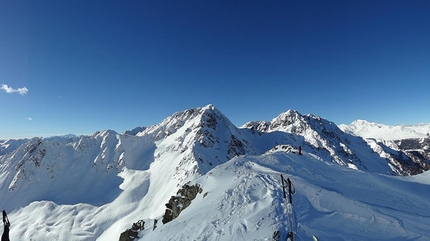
[124,127,146,136]
[339,119,430,175]
[0,138,29,155]
[0,105,429,240]
[339,119,430,140]
[243,110,428,175]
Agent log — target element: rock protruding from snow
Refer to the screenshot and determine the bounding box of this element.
[119,220,145,241]
[265,144,295,154]
[162,183,203,224]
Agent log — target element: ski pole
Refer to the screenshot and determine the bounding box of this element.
[280,175,296,241]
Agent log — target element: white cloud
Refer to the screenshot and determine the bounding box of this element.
[27,117,33,121]
[1,84,29,95]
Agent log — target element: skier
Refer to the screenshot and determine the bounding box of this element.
[298,146,302,155]
[2,210,9,241]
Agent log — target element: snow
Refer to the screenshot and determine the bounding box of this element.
[0,106,429,240]
[339,119,430,140]
[135,153,430,241]
[4,147,430,240]
[405,170,430,185]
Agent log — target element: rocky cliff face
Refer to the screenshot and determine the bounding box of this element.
[384,138,430,174]
[394,138,430,160]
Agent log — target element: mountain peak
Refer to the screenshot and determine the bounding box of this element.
[138,104,233,140]
[269,109,332,134]
[202,103,215,111]
[267,109,302,133]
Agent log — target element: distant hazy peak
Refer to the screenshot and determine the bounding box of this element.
[124,127,146,136]
[339,120,430,140]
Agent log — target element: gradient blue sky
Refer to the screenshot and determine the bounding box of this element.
[1,1,429,139]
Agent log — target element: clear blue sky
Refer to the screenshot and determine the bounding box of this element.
[1,1,429,139]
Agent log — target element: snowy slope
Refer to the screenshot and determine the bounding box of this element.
[6,146,430,241]
[137,152,430,241]
[0,105,429,240]
[339,120,430,140]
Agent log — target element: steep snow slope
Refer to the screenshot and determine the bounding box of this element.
[339,120,430,140]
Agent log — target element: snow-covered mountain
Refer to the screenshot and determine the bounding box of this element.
[242,110,428,175]
[339,119,430,140]
[0,105,429,240]
[339,119,430,176]
[0,138,29,156]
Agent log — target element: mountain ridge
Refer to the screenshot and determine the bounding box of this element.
[2,105,429,177]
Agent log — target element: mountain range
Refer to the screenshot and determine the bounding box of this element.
[0,104,429,240]
[339,120,430,140]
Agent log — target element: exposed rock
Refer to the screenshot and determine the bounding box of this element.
[119,229,139,241]
[162,183,203,224]
[153,219,158,230]
[131,220,145,231]
[392,138,430,174]
[118,220,144,241]
[227,135,246,158]
[265,144,294,154]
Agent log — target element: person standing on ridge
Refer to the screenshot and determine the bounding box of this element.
[298,146,302,155]
[2,210,10,241]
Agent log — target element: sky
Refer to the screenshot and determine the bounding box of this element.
[1,1,429,139]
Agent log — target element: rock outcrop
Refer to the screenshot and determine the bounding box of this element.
[162,183,203,224]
